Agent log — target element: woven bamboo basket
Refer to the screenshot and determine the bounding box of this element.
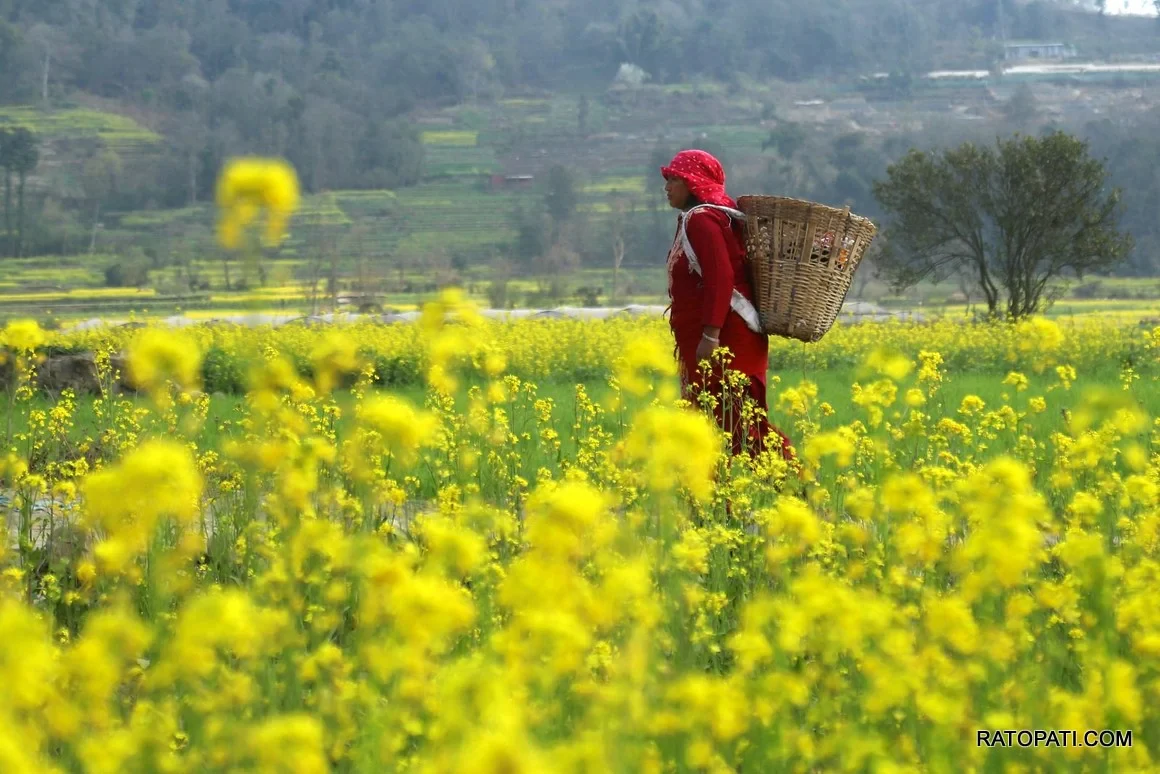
[737,195,878,343]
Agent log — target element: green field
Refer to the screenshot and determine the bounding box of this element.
[14,364,1157,484]
[0,248,1157,326]
[0,105,161,150]
[3,98,1160,326]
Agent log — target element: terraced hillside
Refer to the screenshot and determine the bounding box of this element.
[0,83,877,300]
[0,105,161,153]
[7,79,1160,326]
[0,104,164,198]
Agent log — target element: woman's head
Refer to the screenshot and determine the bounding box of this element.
[661,150,736,210]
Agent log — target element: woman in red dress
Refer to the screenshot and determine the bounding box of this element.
[661,149,795,461]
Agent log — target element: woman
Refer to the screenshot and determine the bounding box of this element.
[662,149,795,461]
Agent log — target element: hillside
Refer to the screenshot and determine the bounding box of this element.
[1,0,1160,325]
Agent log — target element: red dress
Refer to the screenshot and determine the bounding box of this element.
[667,208,795,460]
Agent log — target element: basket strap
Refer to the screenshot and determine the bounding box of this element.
[677,204,746,274]
[677,205,763,335]
[729,289,763,333]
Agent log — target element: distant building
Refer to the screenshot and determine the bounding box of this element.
[1004,42,1076,62]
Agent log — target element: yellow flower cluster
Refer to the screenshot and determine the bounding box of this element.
[215,157,300,250]
[2,319,45,352]
[0,300,1158,771]
[49,316,1159,394]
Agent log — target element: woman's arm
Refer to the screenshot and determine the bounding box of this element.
[686,210,733,334]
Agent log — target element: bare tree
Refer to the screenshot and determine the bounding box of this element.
[24,24,72,107]
[956,270,975,317]
[81,148,123,254]
[608,194,629,305]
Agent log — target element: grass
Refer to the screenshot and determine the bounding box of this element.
[0,251,1157,328]
[297,195,353,227]
[582,176,648,195]
[913,300,1160,323]
[0,106,161,147]
[14,364,1154,493]
[419,131,480,147]
[116,207,209,229]
[497,98,552,108]
[0,288,158,302]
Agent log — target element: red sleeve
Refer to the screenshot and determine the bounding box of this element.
[686,210,733,328]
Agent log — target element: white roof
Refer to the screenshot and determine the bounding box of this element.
[1006,63,1160,75]
[925,70,990,79]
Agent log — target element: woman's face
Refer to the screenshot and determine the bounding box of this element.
[665,175,692,209]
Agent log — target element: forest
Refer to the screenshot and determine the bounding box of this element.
[2,0,1160,282]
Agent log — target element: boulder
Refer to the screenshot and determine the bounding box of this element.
[35,353,101,397]
[108,353,138,394]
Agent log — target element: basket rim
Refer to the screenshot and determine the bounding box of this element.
[737,194,876,228]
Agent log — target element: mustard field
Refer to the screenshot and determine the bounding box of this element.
[1,296,1159,772]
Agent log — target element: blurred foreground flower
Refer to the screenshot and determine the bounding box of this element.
[620,405,720,501]
[215,157,300,250]
[615,334,678,400]
[2,319,44,352]
[126,329,203,394]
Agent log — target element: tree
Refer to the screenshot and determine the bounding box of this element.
[161,114,209,206]
[25,23,73,106]
[459,38,496,104]
[0,129,12,256]
[510,204,551,272]
[760,121,826,201]
[0,127,35,256]
[617,10,666,80]
[577,94,589,137]
[0,20,30,102]
[543,165,578,241]
[607,194,629,303]
[539,242,579,297]
[81,148,123,254]
[354,119,423,190]
[872,132,1132,320]
[7,128,39,258]
[1002,84,1040,127]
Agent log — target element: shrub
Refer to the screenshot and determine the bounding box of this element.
[104,261,150,288]
[1072,281,1104,299]
[200,346,246,394]
[576,286,603,306]
[486,279,510,309]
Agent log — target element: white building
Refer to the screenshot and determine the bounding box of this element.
[1004,42,1076,62]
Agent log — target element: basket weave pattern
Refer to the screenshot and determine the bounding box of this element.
[737,196,878,343]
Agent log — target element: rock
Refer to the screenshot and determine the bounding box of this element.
[24,352,139,397]
[108,353,138,394]
[35,353,101,397]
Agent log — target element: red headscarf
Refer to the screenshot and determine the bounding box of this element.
[661,149,737,209]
